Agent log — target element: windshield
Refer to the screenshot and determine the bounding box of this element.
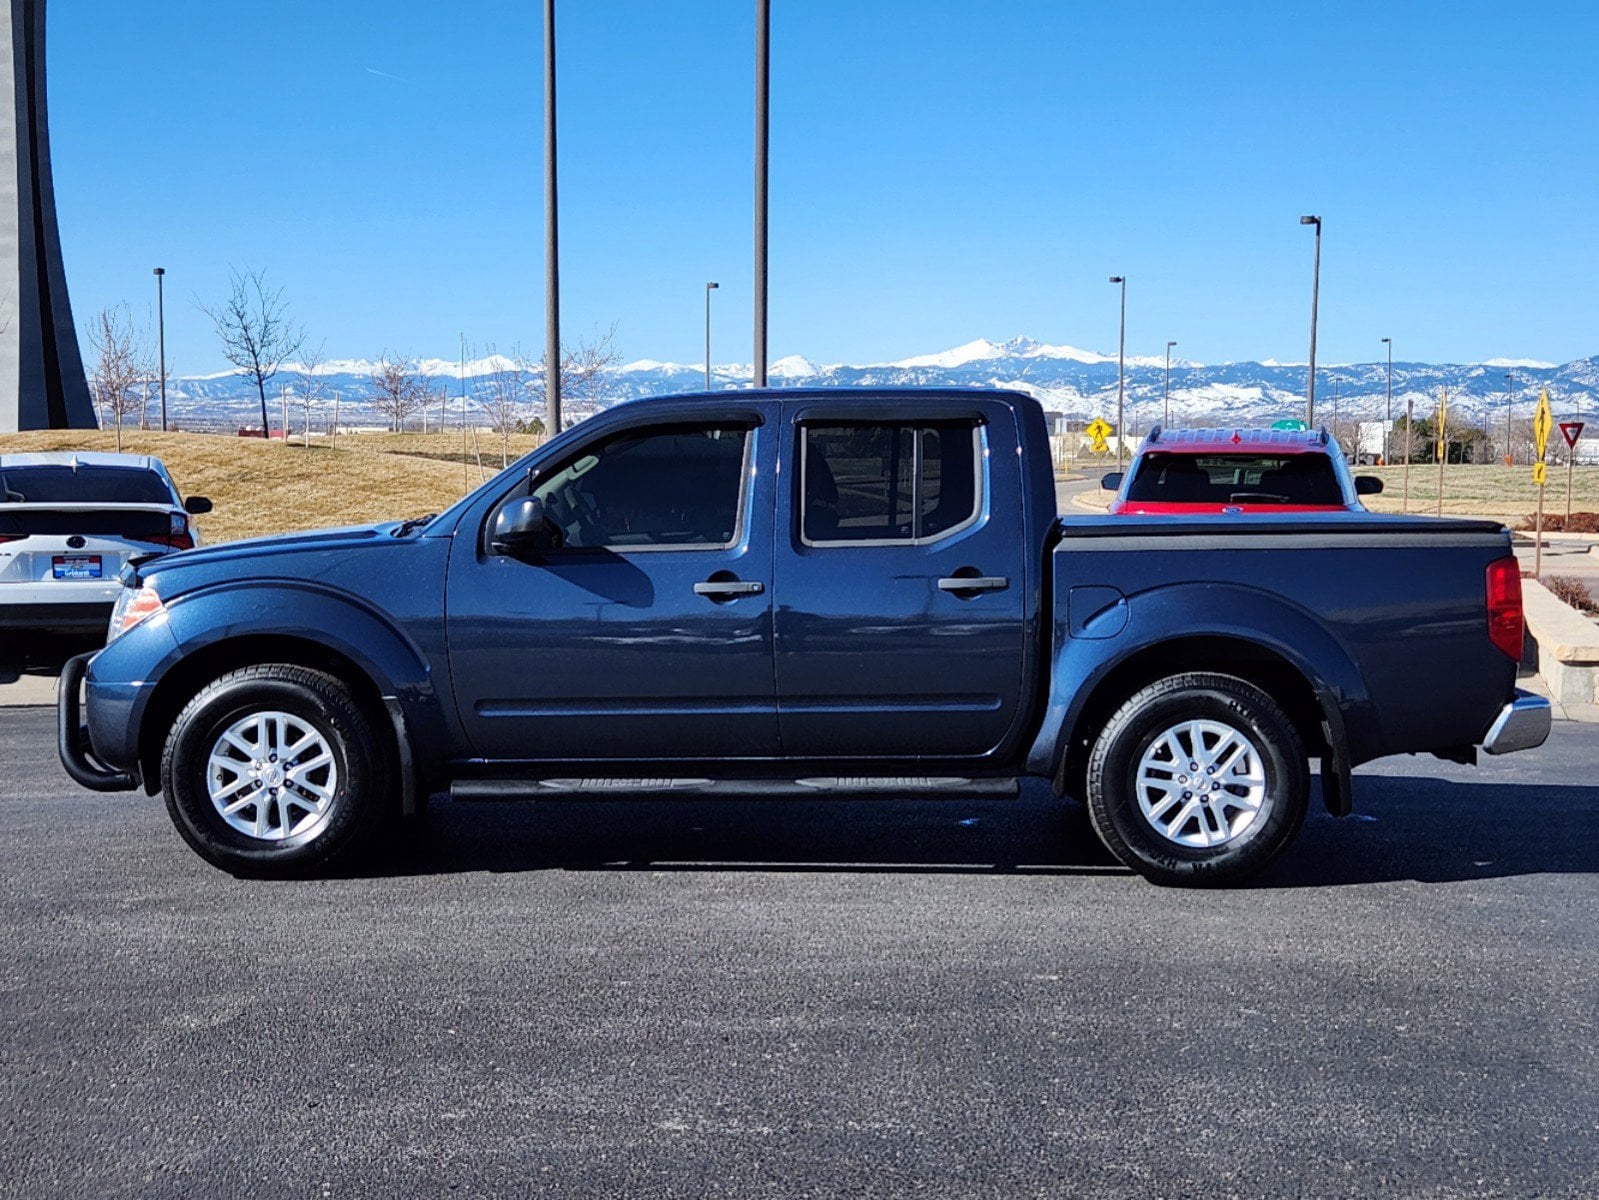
[0,465,173,505]
[1124,452,1344,506]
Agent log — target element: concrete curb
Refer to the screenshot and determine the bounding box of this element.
[1522,579,1599,707]
[0,673,59,707]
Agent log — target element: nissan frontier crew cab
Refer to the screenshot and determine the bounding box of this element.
[59,389,1551,886]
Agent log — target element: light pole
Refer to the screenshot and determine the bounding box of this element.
[152,267,167,431]
[1109,275,1126,469]
[753,0,769,388]
[1164,340,1176,429]
[543,0,562,434]
[1300,214,1321,426]
[1504,370,1515,465]
[704,282,719,391]
[1381,336,1392,464]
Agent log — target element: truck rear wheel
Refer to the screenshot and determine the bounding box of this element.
[1085,673,1308,886]
[160,664,390,876]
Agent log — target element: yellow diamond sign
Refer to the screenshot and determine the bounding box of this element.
[1533,390,1553,460]
[1085,417,1114,455]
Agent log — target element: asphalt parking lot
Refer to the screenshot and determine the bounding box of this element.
[3,703,1598,1198]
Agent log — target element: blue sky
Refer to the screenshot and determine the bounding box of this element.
[48,0,1599,375]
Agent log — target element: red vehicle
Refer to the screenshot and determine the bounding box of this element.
[1101,426,1383,515]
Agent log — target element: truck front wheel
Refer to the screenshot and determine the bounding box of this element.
[160,664,390,876]
[1085,673,1308,886]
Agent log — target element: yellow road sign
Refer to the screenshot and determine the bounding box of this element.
[1533,461,1547,487]
[1533,390,1553,460]
[1085,417,1114,455]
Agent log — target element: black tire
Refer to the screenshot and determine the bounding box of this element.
[160,664,391,877]
[1085,672,1308,887]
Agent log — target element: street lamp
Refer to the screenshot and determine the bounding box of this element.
[1164,340,1176,429]
[152,268,167,431]
[1504,370,1515,465]
[1381,337,1392,463]
[1300,214,1322,426]
[1109,275,1126,469]
[704,282,719,391]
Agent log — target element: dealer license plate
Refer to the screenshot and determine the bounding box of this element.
[52,555,102,580]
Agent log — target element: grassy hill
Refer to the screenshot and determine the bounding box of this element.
[0,430,522,542]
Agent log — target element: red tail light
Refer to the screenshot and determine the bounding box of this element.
[142,513,194,551]
[1486,557,1524,661]
[0,534,20,544]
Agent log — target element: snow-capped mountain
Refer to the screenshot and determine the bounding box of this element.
[146,334,1599,430]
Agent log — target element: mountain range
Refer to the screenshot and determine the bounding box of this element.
[151,336,1599,431]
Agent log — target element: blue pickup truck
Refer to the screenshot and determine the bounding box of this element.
[60,388,1550,885]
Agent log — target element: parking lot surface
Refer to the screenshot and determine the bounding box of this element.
[3,707,1598,1198]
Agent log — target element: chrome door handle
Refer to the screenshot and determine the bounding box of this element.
[694,579,764,597]
[938,575,1009,593]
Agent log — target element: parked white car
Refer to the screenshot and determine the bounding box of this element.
[0,452,211,635]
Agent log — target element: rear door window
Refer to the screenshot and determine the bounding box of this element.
[1125,453,1343,506]
[0,466,173,505]
[801,421,982,544]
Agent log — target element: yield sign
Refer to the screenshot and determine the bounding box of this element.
[1560,421,1585,448]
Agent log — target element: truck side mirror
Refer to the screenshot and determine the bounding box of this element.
[1100,472,1124,492]
[491,496,560,556]
[183,495,213,515]
[1354,476,1384,496]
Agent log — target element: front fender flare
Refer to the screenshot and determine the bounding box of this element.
[114,580,445,800]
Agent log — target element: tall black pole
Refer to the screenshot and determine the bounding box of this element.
[1504,370,1515,465]
[753,0,769,388]
[1301,215,1321,426]
[704,281,718,390]
[1381,342,1394,470]
[1109,275,1126,469]
[543,0,562,433]
[153,267,167,431]
[1164,340,1175,429]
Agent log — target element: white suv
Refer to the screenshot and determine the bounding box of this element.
[0,451,211,635]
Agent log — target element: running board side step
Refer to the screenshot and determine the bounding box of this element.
[450,776,1021,802]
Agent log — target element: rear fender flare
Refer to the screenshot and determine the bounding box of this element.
[1026,582,1371,810]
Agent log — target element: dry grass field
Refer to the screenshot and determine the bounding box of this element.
[347,430,546,469]
[1360,463,1599,523]
[0,429,517,542]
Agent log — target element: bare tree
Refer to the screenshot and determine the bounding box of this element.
[475,348,527,466]
[368,353,428,432]
[202,268,304,436]
[89,306,144,452]
[565,323,621,412]
[294,341,330,449]
[527,324,622,424]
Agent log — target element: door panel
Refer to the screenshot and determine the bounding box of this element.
[446,417,779,761]
[773,406,1029,758]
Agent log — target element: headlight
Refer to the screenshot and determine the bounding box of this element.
[107,584,165,643]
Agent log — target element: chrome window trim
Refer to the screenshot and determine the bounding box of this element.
[799,422,986,549]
